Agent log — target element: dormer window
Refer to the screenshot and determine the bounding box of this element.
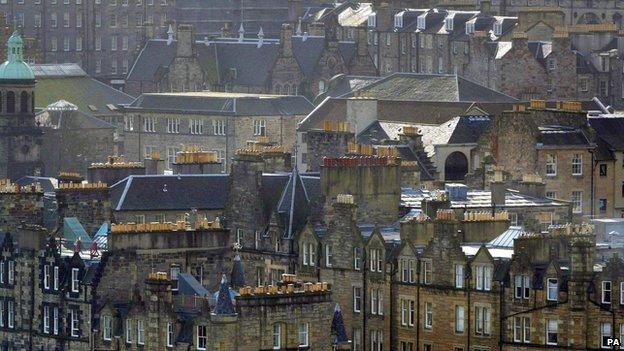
[394,12,404,28]
[466,22,475,34]
[367,13,377,28]
[417,15,426,30]
[71,268,79,293]
[445,17,454,31]
[493,21,502,36]
[547,278,558,301]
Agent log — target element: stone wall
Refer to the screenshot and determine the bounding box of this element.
[305,129,354,173]
[0,192,44,233]
[56,187,111,235]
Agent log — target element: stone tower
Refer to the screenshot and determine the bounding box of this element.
[0,31,42,180]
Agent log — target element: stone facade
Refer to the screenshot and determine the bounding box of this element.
[55,184,112,235]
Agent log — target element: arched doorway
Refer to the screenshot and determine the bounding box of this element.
[445,151,468,181]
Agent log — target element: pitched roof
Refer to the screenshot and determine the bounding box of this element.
[33,63,135,114]
[276,168,311,238]
[125,92,313,116]
[110,174,230,211]
[402,188,570,209]
[448,115,491,144]
[36,109,116,130]
[127,40,178,83]
[488,226,526,248]
[354,73,518,102]
[178,272,210,297]
[230,254,245,289]
[212,275,236,315]
[589,117,624,151]
[536,126,592,147]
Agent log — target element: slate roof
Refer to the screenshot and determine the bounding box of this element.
[488,226,525,248]
[125,92,313,116]
[212,275,236,315]
[36,109,116,130]
[354,73,518,102]
[230,254,245,289]
[110,174,230,211]
[128,36,358,88]
[178,273,209,297]
[15,176,57,192]
[536,126,592,147]
[277,168,311,238]
[447,115,491,144]
[401,187,570,209]
[589,117,624,150]
[33,63,134,114]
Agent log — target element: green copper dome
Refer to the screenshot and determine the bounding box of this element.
[0,31,35,81]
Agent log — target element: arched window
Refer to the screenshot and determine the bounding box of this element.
[274,84,282,95]
[445,151,468,181]
[6,91,15,114]
[283,84,290,95]
[20,91,28,113]
[318,80,326,95]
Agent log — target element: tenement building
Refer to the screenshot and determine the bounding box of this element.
[125,22,376,98]
[118,91,313,170]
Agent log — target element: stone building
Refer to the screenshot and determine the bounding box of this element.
[118,91,313,169]
[469,102,598,219]
[125,22,377,98]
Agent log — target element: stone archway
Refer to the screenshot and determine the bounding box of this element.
[445,151,469,181]
[577,12,600,24]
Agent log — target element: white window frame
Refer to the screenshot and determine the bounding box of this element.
[167,322,174,347]
[143,116,156,132]
[571,191,583,214]
[53,307,59,335]
[353,247,361,270]
[325,244,332,267]
[298,323,309,347]
[44,265,50,289]
[7,300,13,328]
[166,117,180,134]
[272,323,281,350]
[547,278,558,301]
[602,281,612,304]
[353,286,362,313]
[422,259,432,285]
[103,315,112,340]
[253,119,267,136]
[523,317,530,343]
[455,264,464,288]
[170,265,180,291]
[43,305,50,334]
[546,319,558,345]
[212,119,225,135]
[70,309,78,337]
[137,320,145,345]
[546,154,557,176]
[455,305,464,333]
[621,282,624,305]
[126,318,132,343]
[189,119,203,135]
[601,322,612,349]
[308,243,315,266]
[70,267,79,292]
[197,325,207,350]
[572,154,583,175]
[8,261,13,285]
[424,301,432,329]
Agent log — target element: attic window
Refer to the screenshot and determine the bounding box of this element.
[88,104,98,111]
[445,17,454,31]
[394,13,403,28]
[493,21,502,36]
[106,104,117,111]
[466,22,475,34]
[368,12,377,28]
[229,68,238,79]
[417,15,426,30]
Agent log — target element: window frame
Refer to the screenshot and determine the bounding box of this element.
[547,278,558,301]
